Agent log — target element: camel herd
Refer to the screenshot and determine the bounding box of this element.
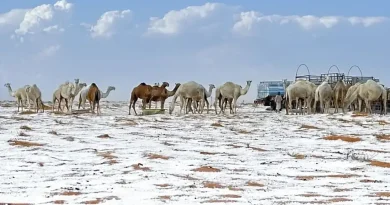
[3,76,387,116]
[3,79,253,116]
[4,79,116,114]
[284,77,387,115]
[129,80,252,115]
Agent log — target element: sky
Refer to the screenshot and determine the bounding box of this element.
[1,0,389,102]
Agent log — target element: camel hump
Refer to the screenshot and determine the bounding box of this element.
[140,82,147,86]
[91,83,97,87]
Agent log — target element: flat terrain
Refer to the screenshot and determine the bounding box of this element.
[0,101,390,205]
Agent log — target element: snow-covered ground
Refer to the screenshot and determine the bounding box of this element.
[0,101,390,205]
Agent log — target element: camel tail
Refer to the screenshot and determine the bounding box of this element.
[315,89,320,103]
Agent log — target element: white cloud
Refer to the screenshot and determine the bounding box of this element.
[54,0,73,12]
[0,9,29,31]
[348,16,388,27]
[43,25,65,33]
[12,0,73,38]
[90,10,131,38]
[15,4,54,35]
[147,2,223,35]
[233,11,389,34]
[39,45,61,57]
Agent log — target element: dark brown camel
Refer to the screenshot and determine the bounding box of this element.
[150,82,181,109]
[148,82,170,109]
[87,83,101,114]
[129,83,152,115]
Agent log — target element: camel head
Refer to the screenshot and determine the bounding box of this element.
[107,86,116,91]
[79,83,87,88]
[246,80,252,86]
[161,82,169,88]
[74,79,80,84]
[4,83,10,88]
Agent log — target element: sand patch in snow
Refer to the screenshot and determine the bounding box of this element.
[322,135,362,142]
[8,140,44,147]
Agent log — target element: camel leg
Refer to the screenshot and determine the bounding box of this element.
[133,98,138,115]
[206,98,209,114]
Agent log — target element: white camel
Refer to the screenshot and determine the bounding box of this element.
[25,84,45,113]
[344,82,362,112]
[77,85,116,110]
[52,80,83,112]
[60,83,77,113]
[215,81,252,114]
[314,76,333,113]
[344,80,387,115]
[4,83,29,112]
[284,79,316,115]
[169,81,205,115]
[333,79,348,113]
[187,84,215,114]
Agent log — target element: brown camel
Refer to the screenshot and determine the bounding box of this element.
[87,83,102,115]
[333,79,348,113]
[148,82,170,109]
[129,82,152,115]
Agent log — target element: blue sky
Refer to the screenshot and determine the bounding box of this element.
[1,0,389,102]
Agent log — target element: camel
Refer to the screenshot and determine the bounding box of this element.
[314,76,333,113]
[284,80,316,115]
[78,85,116,110]
[344,80,387,115]
[187,84,215,114]
[129,83,152,115]
[215,81,252,114]
[169,81,205,115]
[4,83,29,112]
[58,82,77,113]
[25,84,45,113]
[150,83,181,109]
[52,81,86,112]
[333,79,348,113]
[344,82,362,112]
[213,87,233,114]
[87,83,102,115]
[148,82,169,109]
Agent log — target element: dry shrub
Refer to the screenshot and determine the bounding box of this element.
[158,196,171,200]
[155,184,172,188]
[249,146,267,152]
[8,140,43,147]
[203,181,224,189]
[200,151,218,155]
[131,163,151,171]
[192,166,221,172]
[20,125,32,130]
[220,194,241,198]
[298,193,322,197]
[300,124,320,129]
[48,130,58,135]
[96,151,118,165]
[82,196,120,204]
[288,153,305,159]
[201,199,238,203]
[351,112,368,117]
[375,192,390,197]
[97,134,111,139]
[376,134,390,141]
[327,198,352,202]
[52,200,66,204]
[236,129,251,134]
[360,179,382,183]
[211,122,223,127]
[246,181,264,187]
[60,191,81,196]
[295,174,358,181]
[369,160,390,168]
[228,186,244,191]
[20,110,36,115]
[295,176,315,181]
[323,135,361,142]
[147,153,170,160]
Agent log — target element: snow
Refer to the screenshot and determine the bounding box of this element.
[0,101,390,204]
